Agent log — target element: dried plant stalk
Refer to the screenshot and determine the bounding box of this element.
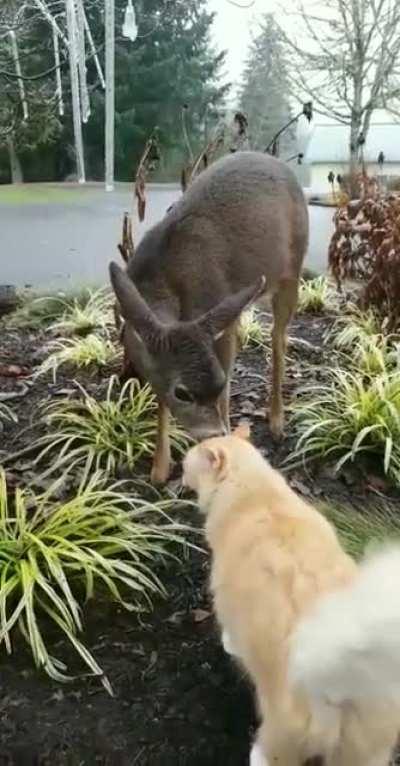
[181,122,226,192]
[134,132,160,222]
[118,212,135,263]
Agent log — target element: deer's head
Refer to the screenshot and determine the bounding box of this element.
[110,262,264,440]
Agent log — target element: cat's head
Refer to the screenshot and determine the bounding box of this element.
[182,423,252,507]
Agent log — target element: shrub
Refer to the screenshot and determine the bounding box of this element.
[386,176,400,193]
[238,308,267,349]
[297,276,337,314]
[329,179,400,329]
[33,377,188,481]
[289,368,400,485]
[0,469,190,692]
[36,335,120,380]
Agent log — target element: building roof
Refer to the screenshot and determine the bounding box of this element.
[304,116,400,164]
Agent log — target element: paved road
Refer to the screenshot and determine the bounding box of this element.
[0,183,334,291]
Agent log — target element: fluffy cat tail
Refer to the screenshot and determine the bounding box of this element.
[290,546,400,705]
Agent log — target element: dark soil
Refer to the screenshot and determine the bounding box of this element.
[0,312,398,765]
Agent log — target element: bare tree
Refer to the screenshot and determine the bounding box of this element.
[0,0,102,182]
[278,0,400,180]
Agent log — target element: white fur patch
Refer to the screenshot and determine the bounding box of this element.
[250,741,268,766]
[290,545,400,705]
[222,630,236,656]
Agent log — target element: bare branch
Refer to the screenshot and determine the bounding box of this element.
[277,0,400,166]
[225,0,255,7]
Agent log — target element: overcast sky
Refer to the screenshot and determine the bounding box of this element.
[206,0,317,145]
[207,0,272,93]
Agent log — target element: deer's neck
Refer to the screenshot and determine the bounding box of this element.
[128,219,180,323]
[128,210,229,323]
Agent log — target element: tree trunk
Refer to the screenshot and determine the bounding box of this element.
[348,114,362,199]
[6,135,23,184]
[362,106,374,148]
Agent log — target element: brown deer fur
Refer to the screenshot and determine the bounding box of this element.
[109,152,308,483]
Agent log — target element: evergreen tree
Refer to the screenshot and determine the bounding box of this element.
[84,0,228,180]
[239,15,294,157]
[0,0,228,183]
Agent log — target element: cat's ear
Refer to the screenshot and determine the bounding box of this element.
[200,444,228,481]
[233,422,251,441]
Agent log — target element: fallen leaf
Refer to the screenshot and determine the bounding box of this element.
[365,474,391,495]
[240,400,255,414]
[141,650,158,679]
[0,364,30,378]
[289,477,312,497]
[51,689,65,703]
[167,610,185,625]
[192,608,211,624]
[52,388,76,397]
[246,391,259,401]
[253,408,266,418]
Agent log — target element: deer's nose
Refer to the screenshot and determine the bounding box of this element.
[191,423,227,441]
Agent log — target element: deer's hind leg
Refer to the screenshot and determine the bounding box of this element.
[269,279,299,438]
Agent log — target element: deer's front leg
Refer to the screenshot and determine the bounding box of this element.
[150,401,171,484]
[215,323,238,434]
[219,380,231,433]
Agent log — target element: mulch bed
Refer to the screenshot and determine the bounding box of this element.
[0,311,398,765]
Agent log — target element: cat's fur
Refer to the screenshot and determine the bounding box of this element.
[183,426,400,766]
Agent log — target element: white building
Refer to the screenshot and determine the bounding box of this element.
[303,110,400,192]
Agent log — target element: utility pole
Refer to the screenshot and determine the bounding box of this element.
[105,0,115,191]
[65,0,85,184]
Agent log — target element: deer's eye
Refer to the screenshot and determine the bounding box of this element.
[174,385,195,404]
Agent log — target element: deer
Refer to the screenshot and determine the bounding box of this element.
[109,151,309,484]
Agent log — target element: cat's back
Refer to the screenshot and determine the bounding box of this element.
[211,500,356,639]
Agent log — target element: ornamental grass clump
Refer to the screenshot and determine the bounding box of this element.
[49,288,114,337]
[238,308,268,349]
[297,276,338,314]
[0,469,190,693]
[289,368,400,485]
[331,306,386,351]
[322,501,400,560]
[4,289,99,330]
[33,377,188,481]
[36,335,120,380]
[329,308,399,377]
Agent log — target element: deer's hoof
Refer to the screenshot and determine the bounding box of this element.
[269,414,285,441]
[150,461,171,485]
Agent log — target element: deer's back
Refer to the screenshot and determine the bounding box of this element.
[130,152,308,317]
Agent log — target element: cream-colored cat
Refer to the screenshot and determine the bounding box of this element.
[183,425,400,766]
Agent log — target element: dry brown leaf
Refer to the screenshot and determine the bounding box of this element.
[192,608,212,624]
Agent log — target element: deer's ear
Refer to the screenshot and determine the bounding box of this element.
[200,444,229,481]
[109,262,166,350]
[233,422,251,441]
[197,276,266,336]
